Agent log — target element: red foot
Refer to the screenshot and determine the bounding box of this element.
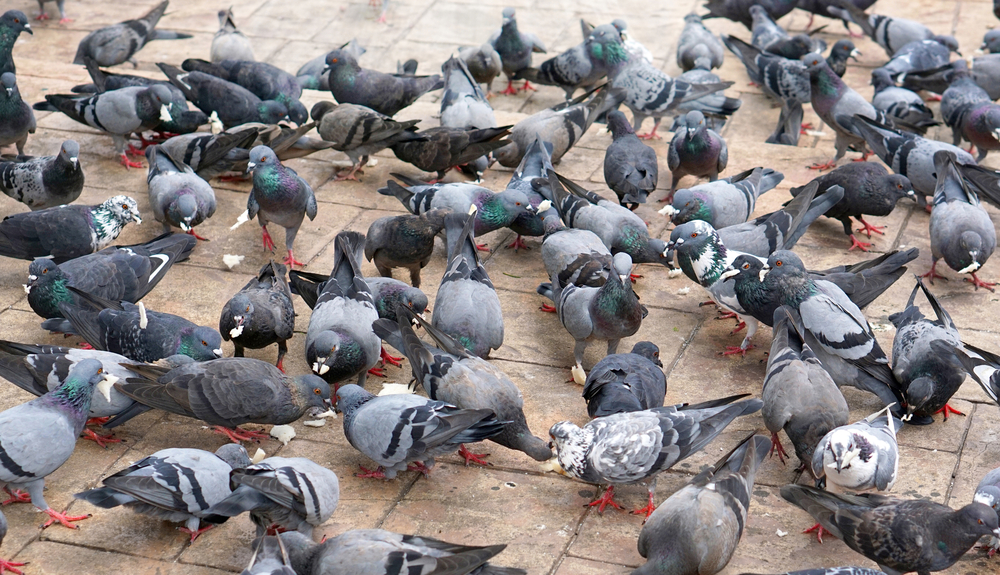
[355,465,387,479]
[800,122,814,135]
[851,150,874,162]
[1,489,30,506]
[35,13,50,20]
[966,145,977,156]
[506,235,531,251]
[808,159,838,171]
[86,417,111,426]
[379,346,403,368]
[261,226,277,252]
[729,321,746,335]
[282,250,306,268]
[855,217,885,237]
[587,485,625,513]
[119,154,143,169]
[458,444,491,467]
[476,243,490,252]
[264,523,288,536]
[803,522,828,543]
[186,228,210,241]
[179,523,214,543]
[0,557,25,575]
[368,366,387,378]
[920,261,947,284]
[78,342,95,350]
[276,356,285,374]
[376,12,387,23]
[848,234,872,252]
[211,426,270,443]
[925,94,943,102]
[630,491,657,519]
[934,403,966,420]
[519,81,538,93]
[407,461,431,476]
[334,166,363,181]
[629,273,643,283]
[769,431,789,464]
[721,344,753,357]
[126,143,147,156]
[81,429,122,448]
[539,303,557,313]
[714,310,738,320]
[500,81,519,96]
[636,127,661,140]
[965,272,997,292]
[42,507,90,529]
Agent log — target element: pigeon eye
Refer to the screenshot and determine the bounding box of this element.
[42,269,47,274]
[201,340,207,346]
[515,202,521,206]
[742,263,749,270]
[690,232,697,238]
[775,261,783,267]
[245,305,250,312]
[314,388,322,395]
[97,368,103,374]
[332,58,339,63]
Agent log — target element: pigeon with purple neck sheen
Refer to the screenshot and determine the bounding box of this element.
[324,49,443,117]
[662,167,783,229]
[974,467,1000,554]
[604,110,657,209]
[958,102,1000,162]
[0,140,83,210]
[220,261,295,372]
[246,145,317,269]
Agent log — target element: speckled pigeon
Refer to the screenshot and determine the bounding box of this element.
[666,111,728,197]
[678,13,724,72]
[73,1,191,68]
[324,49,442,117]
[0,140,83,210]
[364,209,449,288]
[181,59,308,125]
[146,145,216,239]
[159,64,288,129]
[211,8,253,63]
[663,167,783,229]
[702,0,798,29]
[0,73,34,156]
[582,341,664,418]
[311,101,421,182]
[246,145,317,268]
[0,11,31,76]
[220,261,295,371]
[488,7,547,95]
[811,409,902,499]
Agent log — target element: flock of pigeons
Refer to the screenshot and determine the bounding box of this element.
[1,0,1000,574]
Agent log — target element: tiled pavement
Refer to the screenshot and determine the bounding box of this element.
[2,0,1000,573]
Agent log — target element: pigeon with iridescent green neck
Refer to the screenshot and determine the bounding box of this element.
[0,11,30,76]
[0,73,34,156]
[324,49,443,118]
[247,145,317,268]
[666,111,729,198]
[0,140,84,210]
[181,59,308,125]
[0,195,140,262]
[664,167,783,229]
[516,24,619,101]
[489,7,547,95]
[158,64,289,130]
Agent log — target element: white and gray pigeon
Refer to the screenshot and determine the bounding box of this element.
[666,110,729,197]
[604,110,657,209]
[0,73,35,156]
[203,457,339,538]
[211,7,254,63]
[246,145,318,268]
[870,69,939,135]
[146,145,216,239]
[242,536,296,575]
[220,261,295,371]
[582,341,665,418]
[73,1,191,67]
[549,394,763,516]
[440,56,497,132]
[812,408,902,496]
[335,383,504,479]
[488,7,547,95]
[633,434,771,574]
[608,19,654,64]
[975,467,1000,555]
[677,13,724,71]
[74,444,251,542]
[662,167,784,230]
[828,3,939,57]
[0,140,83,210]
[926,151,996,291]
[279,529,526,575]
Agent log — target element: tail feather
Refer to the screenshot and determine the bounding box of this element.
[149,30,193,41]
[74,487,135,508]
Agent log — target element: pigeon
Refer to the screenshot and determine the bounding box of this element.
[0,140,83,210]
[828,3,939,57]
[310,101,421,181]
[146,124,259,181]
[24,232,196,321]
[0,194,141,262]
[32,84,173,168]
[433,212,504,358]
[677,13,725,71]
[364,209,449,288]
[304,231,381,388]
[202,457,339,537]
[937,339,1000,407]
[666,112,729,197]
[926,151,996,291]
[158,64,289,129]
[975,468,1000,555]
[788,162,915,251]
[295,41,366,92]
[279,529,526,575]
[146,146,216,239]
[739,569,886,575]
[73,1,191,68]
[811,408,902,497]
[762,306,849,470]
[983,29,1000,54]
[242,536,296,575]
[0,11,31,76]
[540,212,613,293]
[390,125,511,181]
[672,64,743,130]
[116,359,331,443]
[941,59,995,148]
[702,0,798,29]
[457,44,502,94]
[440,55,497,132]
[494,83,621,167]
[0,73,34,156]
[246,145,318,268]
[889,278,965,425]
[549,394,763,515]
[374,305,552,464]
[503,136,559,251]
[870,69,938,135]
[54,288,224,363]
[956,101,1000,162]
[181,59,308,126]
[876,37,960,79]
[0,510,21,574]
[211,8,254,63]
[516,24,619,101]
[581,341,665,418]
[633,434,771,573]
[827,40,861,78]
[489,7,547,95]
[220,261,295,372]
[0,359,111,528]
[750,5,826,59]
[781,484,1000,572]
[537,252,645,384]
[324,49,443,117]
[335,383,504,479]
[604,110,657,209]
[74,444,251,542]
[663,167,784,230]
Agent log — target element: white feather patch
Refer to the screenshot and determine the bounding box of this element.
[677,287,690,295]
[269,425,296,445]
[959,261,981,274]
[658,205,677,217]
[223,254,245,269]
[138,302,148,329]
[536,199,552,213]
[378,382,414,396]
[668,268,683,279]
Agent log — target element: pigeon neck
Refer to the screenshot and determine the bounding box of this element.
[479,194,517,227]
[776,272,815,307]
[810,65,843,109]
[684,237,726,286]
[591,41,630,74]
[91,204,129,249]
[0,86,20,110]
[44,376,96,424]
[29,274,70,318]
[614,225,651,261]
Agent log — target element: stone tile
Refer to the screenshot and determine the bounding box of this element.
[14,540,233,575]
[554,556,633,575]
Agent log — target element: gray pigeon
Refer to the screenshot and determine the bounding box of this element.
[203,457,339,537]
[247,145,318,268]
[296,41,365,92]
[876,37,959,79]
[781,485,1000,573]
[702,0,798,29]
[74,444,251,542]
[0,11,32,76]
[181,58,308,125]
[549,394,763,515]
[738,570,886,575]
[828,3,940,57]
[984,30,1000,54]
[335,383,504,479]
[496,137,556,250]
[242,537,296,575]
[540,213,613,295]
[672,65,743,130]
[975,467,1000,554]
[870,69,938,135]
[157,125,261,180]
[389,125,511,182]
[220,261,295,371]
[677,13,724,71]
[211,7,254,63]
[73,1,191,67]
[374,306,552,464]
[763,306,849,471]
[889,278,965,425]
[663,167,784,229]
[457,44,502,94]
[931,60,989,148]
[324,49,443,117]
[537,252,645,384]
[811,409,902,496]
[311,101,421,181]
[489,7,547,95]
[827,40,862,78]
[935,340,1000,407]
[0,195,140,262]
[0,140,83,210]
[364,209,449,288]
[633,434,771,574]
[0,359,109,528]
[440,56,497,131]
[604,110,658,209]
[146,145,216,239]
[117,358,331,442]
[516,24,618,101]
[0,73,34,156]
[582,341,665,418]
[750,5,827,58]
[158,64,289,129]
[304,231,381,387]
[926,151,996,291]
[279,529,526,575]
[0,509,20,574]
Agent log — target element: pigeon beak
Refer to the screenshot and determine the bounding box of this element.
[69,156,78,167]
[759,265,770,282]
[994,527,1000,538]
[213,348,223,358]
[849,49,861,60]
[23,24,32,34]
[313,358,330,376]
[619,273,629,283]
[27,274,37,282]
[719,269,740,282]
[159,104,173,123]
[246,161,256,173]
[96,374,118,403]
[4,88,10,97]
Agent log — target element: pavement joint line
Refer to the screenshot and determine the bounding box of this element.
[944,402,979,506]
[662,313,706,381]
[373,469,421,530]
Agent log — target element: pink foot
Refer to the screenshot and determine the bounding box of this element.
[506,235,531,251]
[211,426,270,443]
[86,417,111,427]
[925,94,943,102]
[458,444,491,467]
[965,272,997,292]
[179,523,214,543]
[631,491,657,519]
[261,226,277,252]
[539,303,557,313]
[407,461,431,476]
[42,507,90,529]
[729,321,746,335]
[186,228,210,241]
[636,128,661,140]
[848,234,872,252]
[283,250,306,268]
[519,81,538,93]
[379,346,403,368]
[851,151,874,162]
[587,485,625,514]
[629,273,643,283]
[1,489,30,506]
[78,342,95,350]
[119,154,143,169]
[500,81,519,96]
[721,344,754,357]
[855,217,885,237]
[368,366,387,378]
[934,403,966,420]
[803,522,828,543]
[476,243,490,252]
[808,159,837,171]
[0,557,25,574]
[81,429,122,448]
[800,122,814,135]
[35,13,50,20]
[769,431,789,464]
[356,465,387,479]
[920,261,947,285]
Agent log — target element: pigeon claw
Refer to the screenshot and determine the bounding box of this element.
[41,508,90,529]
[587,485,624,514]
[851,150,874,162]
[934,403,966,420]
[769,432,789,464]
[186,228,211,241]
[379,346,404,368]
[714,310,738,320]
[0,557,26,575]
[808,159,837,171]
[920,261,947,284]
[506,235,531,252]
[458,445,492,467]
[476,243,491,252]
[212,426,270,443]
[367,366,387,378]
[406,461,431,476]
[334,165,363,181]
[803,522,827,544]
[35,12,50,20]
[538,303,557,313]
[630,492,657,520]
[629,272,643,283]
[499,81,519,96]
[847,234,872,252]
[179,524,215,543]
[729,321,747,335]
[81,429,123,449]
[356,465,387,479]
[282,250,305,268]
[261,226,277,252]
[519,81,538,93]
[720,344,753,357]
[855,217,885,237]
[965,273,996,292]
[1,488,30,506]
[636,128,661,140]
[78,342,95,350]
[86,417,111,427]
[119,154,144,169]
[925,94,943,102]
[799,122,814,135]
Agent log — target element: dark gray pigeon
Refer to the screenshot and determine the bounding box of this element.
[678,13,724,71]
[634,434,771,572]
[931,60,989,148]
[157,125,260,180]
[0,11,32,76]
[827,40,861,78]
[0,73,34,156]
[540,213,613,295]
[672,65,743,130]
[870,69,938,135]
[781,485,1000,573]
[311,101,421,182]
[335,383,504,479]
[955,100,1000,162]
[457,44,502,94]
[811,409,902,497]
[662,167,783,229]
[0,195,140,262]
[827,3,938,57]
[489,7,547,95]
[549,394,763,515]
[984,30,1000,54]
[582,341,665,418]
[73,1,191,67]
[440,55,497,131]
[0,140,83,210]
[74,444,251,542]
[666,112,729,197]
[739,569,886,575]
[390,125,510,181]
[247,145,318,268]
[750,5,827,59]
[935,340,1000,407]
[497,136,556,251]
[220,261,295,371]
[211,7,254,63]
[702,0,798,29]
[181,59,308,125]
[324,49,443,117]
[364,209,449,288]
[605,110,657,209]
[159,64,288,129]
[516,24,618,101]
[146,145,216,239]
[876,37,959,79]
[203,457,339,537]
[295,40,365,92]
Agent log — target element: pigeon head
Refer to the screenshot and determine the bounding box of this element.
[983,30,1000,53]
[101,195,142,226]
[605,110,634,138]
[721,254,766,284]
[748,5,768,21]
[286,99,309,126]
[247,145,280,172]
[215,444,252,469]
[258,100,289,124]
[830,40,860,63]
[976,485,1000,511]
[309,330,342,377]
[958,231,986,269]
[824,429,861,473]
[310,100,337,123]
[293,374,333,414]
[884,174,915,202]
[59,140,80,168]
[612,252,633,283]
[588,29,628,65]
[278,532,320,574]
[630,341,661,367]
[956,503,1000,539]
[933,35,962,55]
[692,55,713,71]
[548,420,592,476]
[227,293,255,337]
[48,358,108,415]
[497,188,534,217]
[610,18,627,37]
[903,377,935,416]
[765,250,806,276]
[668,189,711,225]
[683,12,704,24]
[179,327,224,361]
[799,52,828,73]
[26,258,61,293]
[323,49,361,74]
[1,72,16,97]
[334,383,374,416]
[0,11,31,35]
[398,287,429,316]
[667,220,721,267]
[871,68,895,92]
[500,7,516,24]
[168,193,200,230]
[644,238,672,268]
